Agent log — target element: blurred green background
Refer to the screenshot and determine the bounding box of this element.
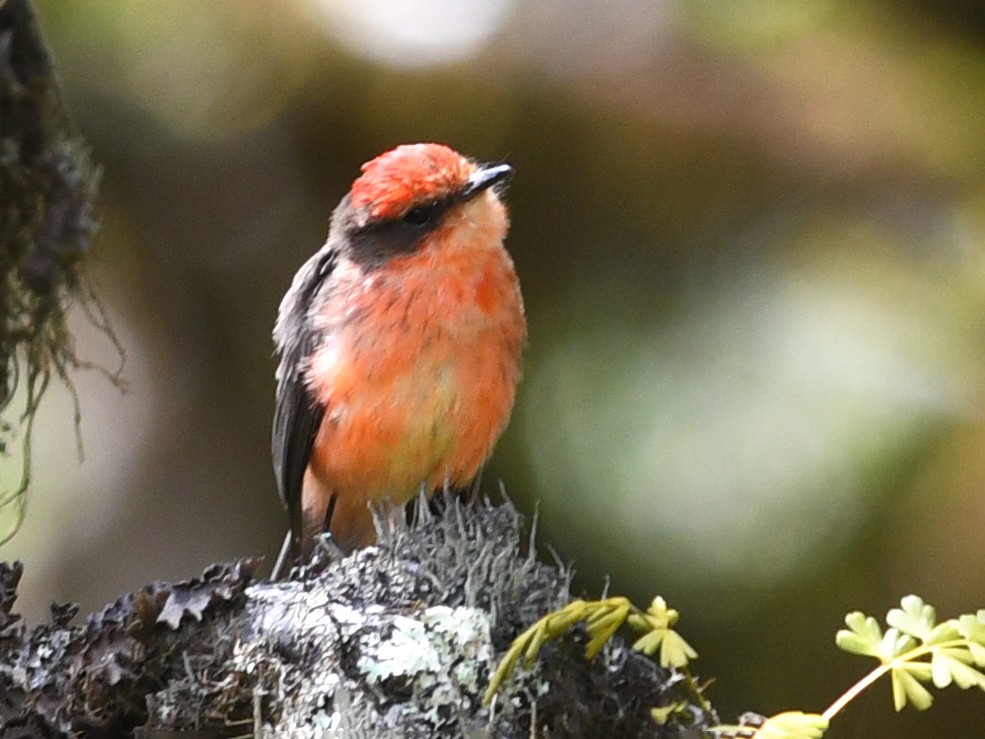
[4,1,985,735]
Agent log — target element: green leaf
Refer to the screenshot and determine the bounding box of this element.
[627,613,649,632]
[924,621,960,646]
[836,612,882,657]
[932,650,956,688]
[953,661,985,691]
[751,711,828,739]
[957,612,985,647]
[484,638,527,704]
[646,596,679,628]
[660,629,698,669]
[650,701,686,725]
[585,607,627,659]
[932,651,985,691]
[486,595,698,708]
[879,628,917,661]
[887,595,936,641]
[966,641,985,667]
[892,667,934,712]
[632,629,664,657]
[546,602,586,634]
[523,621,548,665]
[903,660,933,682]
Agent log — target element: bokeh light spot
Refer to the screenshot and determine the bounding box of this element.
[304,0,514,68]
[525,236,984,591]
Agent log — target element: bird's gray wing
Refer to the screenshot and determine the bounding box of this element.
[272,247,337,538]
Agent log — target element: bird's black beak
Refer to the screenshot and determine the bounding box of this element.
[461,163,513,201]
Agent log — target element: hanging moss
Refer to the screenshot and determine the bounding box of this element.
[0,0,114,543]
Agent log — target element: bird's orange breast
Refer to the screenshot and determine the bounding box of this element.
[302,195,525,547]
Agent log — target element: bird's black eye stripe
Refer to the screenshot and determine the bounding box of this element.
[345,198,450,267]
[403,203,438,227]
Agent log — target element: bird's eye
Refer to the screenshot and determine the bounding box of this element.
[403,204,435,227]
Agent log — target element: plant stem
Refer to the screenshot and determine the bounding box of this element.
[822,638,971,721]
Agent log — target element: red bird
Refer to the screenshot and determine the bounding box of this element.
[272,143,525,570]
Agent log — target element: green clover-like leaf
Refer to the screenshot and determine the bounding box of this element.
[931,650,956,689]
[628,596,697,668]
[967,641,985,667]
[952,661,985,691]
[923,620,960,646]
[826,598,985,727]
[632,628,665,656]
[901,659,933,682]
[887,595,936,642]
[891,663,934,712]
[878,628,917,662]
[957,611,985,649]
[836,612,882,657]
[931,647,985,691]
[646,596,678,628]
[661,629,698,668]
[752,711,828,739]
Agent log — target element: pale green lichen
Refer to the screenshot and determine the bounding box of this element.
[356,606,494,728]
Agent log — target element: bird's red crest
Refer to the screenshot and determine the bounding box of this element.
[350,143,474,221]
